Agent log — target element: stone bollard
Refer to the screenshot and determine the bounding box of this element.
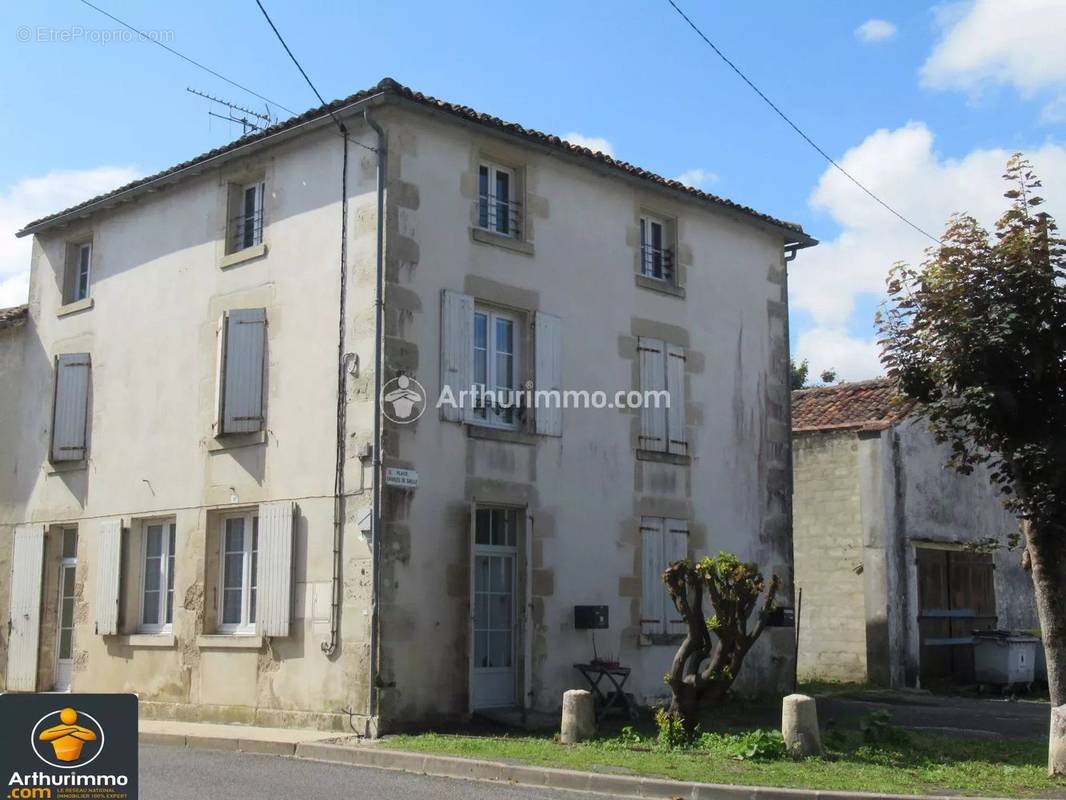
[1051,705,1066,776]
[782,693,822,758]
[560,689,596,744]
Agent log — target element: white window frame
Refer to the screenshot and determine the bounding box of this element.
[477,162,517,238]
[68,242,92,303]
[138,519,176,634]
[235,181,265,251]
[217,512,258,635]
[55,528,78,667]
[472,306,522,431]
[639,213,669,281]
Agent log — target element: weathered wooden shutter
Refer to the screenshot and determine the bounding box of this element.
[534,311,562,436]
[640,517,665,636]
[6,524,45,691]
[256,500,295,637]
[218,308,266,434]
[51,353,91,462]
[665,519,690,635]
[466,498,478,712]
[638,338,666,452]
[666,344,688,456]
[441,290,474,423]
[95,518,123,636]
[212,312,228,434]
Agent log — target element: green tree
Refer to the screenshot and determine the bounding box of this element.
[878,155,1066,772]
[790,358,809,390]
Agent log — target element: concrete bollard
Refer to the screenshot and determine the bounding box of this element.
[782,693,822,758]
[560,689,595,744]
[1051,705,1066,776]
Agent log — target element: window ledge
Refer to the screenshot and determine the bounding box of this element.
[467,425,538,446]
[46,459,87,475]
[197,634,264,650]
[207,429,267,452]
[57,297,94,317]
[115,633,177,648]
[221,242,267,270]
[635,274,685,298]
[636,449,691,466]
[640,633,686,647]
[470,227,534,256]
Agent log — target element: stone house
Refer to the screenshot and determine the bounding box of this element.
[0,78,815,733]
[792,379,1038,687]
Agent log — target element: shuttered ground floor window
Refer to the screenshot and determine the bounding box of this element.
[640,517,689,639]
[219,513,258,634]
[139,520,176,633]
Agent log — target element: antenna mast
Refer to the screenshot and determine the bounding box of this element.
[187,87,275,135]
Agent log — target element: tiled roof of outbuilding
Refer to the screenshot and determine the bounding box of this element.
[792,378,916,433]
[18,78,815,246]
[0,304,28,331]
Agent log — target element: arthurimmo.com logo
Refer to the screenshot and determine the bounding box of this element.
[32,706,103,768]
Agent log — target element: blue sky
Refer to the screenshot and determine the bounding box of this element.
[2,0,1064,379]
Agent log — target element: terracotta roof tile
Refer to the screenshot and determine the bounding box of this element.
[0,304,28,331]
[792,378,915,432]
[18,79,814,246]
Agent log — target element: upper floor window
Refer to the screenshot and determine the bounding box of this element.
[473,307,520,429]
[478,163,519,238]
[640,214,673,282]
[638,337,687,456]
[213,308,267,436]
[229,181,264,253]
[140,520,176,634]
[63,241,92,305]
[50,352,91,463]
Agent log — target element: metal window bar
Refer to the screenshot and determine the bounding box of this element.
[230,208,264,251]
[476,194,522,238]
[641,244,674,281]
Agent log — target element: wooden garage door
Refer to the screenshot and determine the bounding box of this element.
[917,548,997,684]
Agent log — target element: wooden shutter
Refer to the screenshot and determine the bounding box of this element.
[212,312,228,434]
[256,501,295,637]
[51,353,91,462]
[218,308,266,434]
[640,517,665,636]
[638,338,666,452]
[534,311,562,436]
[95,519,123,636]
[666,344,688,456]
[466,498,478,712]
[6,524,45,691]
[441,290,474,423]
[665,519,689,635]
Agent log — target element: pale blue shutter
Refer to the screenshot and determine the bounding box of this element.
[256,501,294,637]
[441,290,474,423]
[6,524,45,690]
[666,344,687,456]
[640,517,665,636]
[665,519,689,635]
[534,311,562,436]
[638,338,666,452]
[51,353,91,462]
[221,308,266,434]
[95,519,123,636]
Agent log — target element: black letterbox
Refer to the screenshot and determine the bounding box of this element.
[574,605,609,630]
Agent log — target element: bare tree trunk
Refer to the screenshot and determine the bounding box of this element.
[1026,521,1066,708]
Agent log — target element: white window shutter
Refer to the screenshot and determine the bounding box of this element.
[6,525,45,691]
[665,519,689,635]
[51,353,91,462]
[95,518,123,636]
[441,290,474,423]
[212,312,228,435]
[638,338,666,452]
[640,517,665,636]
[256,500,294,637]
[534,311,562,436]
[220,308,266,434]
[666,344,688,456]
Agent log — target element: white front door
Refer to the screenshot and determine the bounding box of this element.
[54,528,78,692]
[471,508,517,709]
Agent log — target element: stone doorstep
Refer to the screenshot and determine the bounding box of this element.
[139,731,1020,800]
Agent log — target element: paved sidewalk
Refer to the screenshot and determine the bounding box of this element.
[139,718,334,755]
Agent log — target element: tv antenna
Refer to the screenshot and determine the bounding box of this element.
[187,87,275,135]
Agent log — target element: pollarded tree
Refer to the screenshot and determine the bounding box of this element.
[878,155,1066,768]
[661,553,780,738]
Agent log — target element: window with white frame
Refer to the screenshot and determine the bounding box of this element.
[139,520,176,633]
[639,214,673,282]
[219,513,258,634]
[231,181,265,252]
[473,306,520,429]
[63,241,92,304]
[477,163,519,238]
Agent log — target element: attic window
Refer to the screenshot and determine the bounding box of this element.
[228,180,265,253]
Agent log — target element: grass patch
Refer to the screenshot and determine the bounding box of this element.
[382,721,1065,797]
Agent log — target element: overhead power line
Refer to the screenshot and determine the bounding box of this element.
[664,0,941,245]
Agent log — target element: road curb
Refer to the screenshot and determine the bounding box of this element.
[144,733,1017,800]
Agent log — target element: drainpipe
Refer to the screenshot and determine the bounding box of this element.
[364,108,387,728]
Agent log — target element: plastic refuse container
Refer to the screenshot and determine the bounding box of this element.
[973,630,1039,686]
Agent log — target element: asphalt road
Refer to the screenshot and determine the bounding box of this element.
[141,744,589,800]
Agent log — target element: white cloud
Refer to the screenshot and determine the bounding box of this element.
[855,19,897,44]
[674,168,719,189]
[795,328,882,383]
[0,166,139,307]
[921,0,1066,120]
[562,132,614,157]
[791,121,1066,379]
